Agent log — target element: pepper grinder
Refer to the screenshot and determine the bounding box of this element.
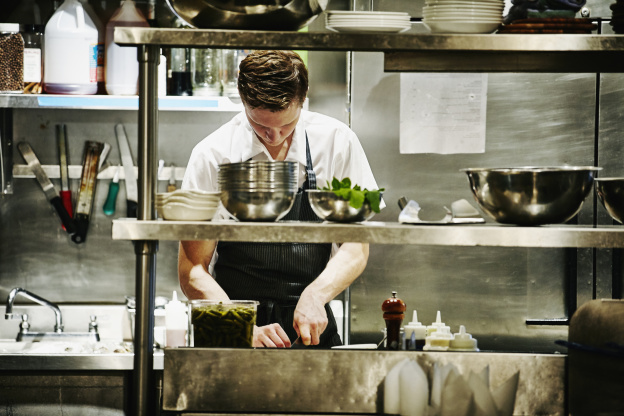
[382,291,406,350]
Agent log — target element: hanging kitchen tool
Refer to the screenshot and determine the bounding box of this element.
[116,123,138,218]
[99,143,111,171]
[71,141,104,244]
[103,165,120,216]
[56,124,73,219]
[17,141,76,234]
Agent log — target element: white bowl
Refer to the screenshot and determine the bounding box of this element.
[157,202,218,221]
[426,0,504,4]
[424,19,501,33]
[157,189,221,201]
[156,197,220,209]
[424,4,503,10]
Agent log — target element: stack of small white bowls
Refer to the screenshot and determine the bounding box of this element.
[423,0,504,33]
[325,10,411,33]
[156,189,220,221]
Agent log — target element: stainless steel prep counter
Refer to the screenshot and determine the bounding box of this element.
[163,349,566,415]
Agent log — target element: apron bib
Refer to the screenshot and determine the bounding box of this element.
[214,133,341,348]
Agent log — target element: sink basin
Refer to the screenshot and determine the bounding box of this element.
[0,340,133,354]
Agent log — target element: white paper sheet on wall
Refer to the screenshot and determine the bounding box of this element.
[399,73,488,154]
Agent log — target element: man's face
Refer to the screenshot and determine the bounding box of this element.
[244,104,302,153]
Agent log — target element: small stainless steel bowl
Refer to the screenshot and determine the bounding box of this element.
[221,190,296,222]
[461,166,602,226]
[306,190,375,223]
[595,178,624,224]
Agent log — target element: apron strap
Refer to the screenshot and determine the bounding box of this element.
[304,132,316,190]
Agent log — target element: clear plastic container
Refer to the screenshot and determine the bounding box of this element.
[0,24,24,94]
[191,48,221,96]
[44,0,99,95]
[188,300,258,348]
[105,0,149,95]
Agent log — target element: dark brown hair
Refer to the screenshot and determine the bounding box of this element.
[237,50,308,111]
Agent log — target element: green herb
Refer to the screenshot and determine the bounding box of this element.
[191,304,256,348]
[319,177,385,213]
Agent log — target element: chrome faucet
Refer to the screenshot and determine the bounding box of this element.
[5,287,64,333]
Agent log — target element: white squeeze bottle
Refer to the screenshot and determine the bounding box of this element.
[44,0,99,94]
[165,291,187,347]
[105,0,149,95]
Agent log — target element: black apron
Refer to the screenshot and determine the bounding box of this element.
[214,133,342,348]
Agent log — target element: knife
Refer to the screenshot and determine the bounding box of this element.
[18,142,76,234]
[115,124,138,218]
[56,124,73,219]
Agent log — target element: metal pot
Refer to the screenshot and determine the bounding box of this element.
[165,0,328,30]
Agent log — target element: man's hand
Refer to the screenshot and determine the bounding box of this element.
[293,289,328,346]
[253,323,292,348]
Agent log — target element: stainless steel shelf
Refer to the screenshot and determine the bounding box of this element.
[114,28,624,72]
[0,94,243,111]
[112,219,624,248]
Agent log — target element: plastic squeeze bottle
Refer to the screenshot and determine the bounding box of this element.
[105,0,149,95]
[165,291,187,347]
[404,310,427,350]
[426,310,450,336]
[449,325,479,351]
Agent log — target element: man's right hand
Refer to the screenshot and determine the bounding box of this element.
[253,323,292,348]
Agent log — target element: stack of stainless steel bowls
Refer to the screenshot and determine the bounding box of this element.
[218,161,299,221]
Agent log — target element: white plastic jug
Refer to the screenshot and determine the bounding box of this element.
[44,0,99,94]
[105,0,149,96]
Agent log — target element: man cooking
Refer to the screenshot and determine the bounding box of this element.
[178,50,382,348]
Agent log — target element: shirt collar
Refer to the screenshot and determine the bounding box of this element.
[240,110,308,167]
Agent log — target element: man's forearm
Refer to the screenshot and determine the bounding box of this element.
[302,242,369,303]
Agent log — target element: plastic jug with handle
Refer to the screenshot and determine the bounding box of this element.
[44,0,99,94]
[105,0,149,95]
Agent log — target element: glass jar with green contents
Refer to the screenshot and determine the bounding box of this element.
[189,300,258,348]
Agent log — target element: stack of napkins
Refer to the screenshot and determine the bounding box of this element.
[384,359,519,416]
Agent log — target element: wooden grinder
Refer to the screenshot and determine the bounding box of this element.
[382,291,406,350]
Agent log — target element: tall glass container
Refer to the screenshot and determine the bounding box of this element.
[0,24,24,94]
[169,47,192,96]
[191,48,221,96]
[21,24,43,94]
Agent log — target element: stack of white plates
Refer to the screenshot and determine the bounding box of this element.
[156,189,220,221]
[423,0,504,33]
[325,11,411,33]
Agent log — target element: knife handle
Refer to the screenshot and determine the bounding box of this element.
[103,182,119,216]
[71,214,89,244]
[60,190,73,218]
[127,200,138,218]
[50,196,76,234]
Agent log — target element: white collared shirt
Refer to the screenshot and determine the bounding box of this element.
[183,110,381,195]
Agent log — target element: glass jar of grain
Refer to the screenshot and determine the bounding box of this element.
[0,24,24,94]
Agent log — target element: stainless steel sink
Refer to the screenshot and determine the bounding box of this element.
[0,340,133,354]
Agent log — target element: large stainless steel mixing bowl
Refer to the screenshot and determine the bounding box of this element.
[306,190,375,223]
[461,166,602,226]
[221,190,296,221]
[165,0,328,30]
[595,178,624,224]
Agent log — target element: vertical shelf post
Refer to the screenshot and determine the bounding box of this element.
[132,44,160,416]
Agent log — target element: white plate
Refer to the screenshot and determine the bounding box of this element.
[423,19,501,33]
[326,10,410,17]
[423,4,503,11]
[426,0,503,5]
[327,16,411,23]
[423,12,502,19]
[327,24,411,32]
[424,15,501,21]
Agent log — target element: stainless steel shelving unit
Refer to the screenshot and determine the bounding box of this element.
[113,219,624,248]
[111,27,624,416]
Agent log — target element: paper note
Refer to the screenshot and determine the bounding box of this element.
[399,73,487,154]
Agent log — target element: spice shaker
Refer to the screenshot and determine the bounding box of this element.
[382,291,406,350]
[0,24,24,94]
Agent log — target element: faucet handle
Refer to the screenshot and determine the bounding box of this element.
[89,315,99,333]
[5,312,24,320]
